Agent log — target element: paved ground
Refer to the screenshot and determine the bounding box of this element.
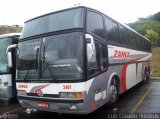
[0,79,160,119]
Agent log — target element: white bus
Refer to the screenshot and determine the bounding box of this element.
[15,6,152,114]
[0,33,20,101]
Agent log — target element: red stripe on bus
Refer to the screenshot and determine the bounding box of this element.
[34,85,49,93]
[121,64,127,92]
[128,56,146,63]
[120,55,147,92]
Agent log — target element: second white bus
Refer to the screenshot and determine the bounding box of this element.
[0,33,20,101]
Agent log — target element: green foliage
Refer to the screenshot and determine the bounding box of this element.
[149,12,160,21]
[129,20,160,36]
[145,29,160,47]
[128,12,160,47]
[0,25,22,35]
[151,47,160,77]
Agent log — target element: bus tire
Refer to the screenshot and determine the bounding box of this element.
[143,69,149,84]
[108,77,119,106]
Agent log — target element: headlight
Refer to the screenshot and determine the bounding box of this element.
[17,90,26,96]
[68,93,76,98]
[59,92,84,99]
[59,92,68,98]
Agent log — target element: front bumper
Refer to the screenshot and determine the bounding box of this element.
[17,96,90,114]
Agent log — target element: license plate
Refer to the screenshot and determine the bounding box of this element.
[37,102,49,108]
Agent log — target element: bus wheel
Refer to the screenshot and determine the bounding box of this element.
[143,70,149,84]
[108,77,119,106]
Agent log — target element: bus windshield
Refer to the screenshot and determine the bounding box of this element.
[17,32,84,80]
[21,8,84,39]
[0,38,12,73]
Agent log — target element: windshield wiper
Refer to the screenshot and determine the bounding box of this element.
[24,48,39,81]
[42,46,56,80]
[24,68,30,81]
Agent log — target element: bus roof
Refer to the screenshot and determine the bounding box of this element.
[0,33,21,39]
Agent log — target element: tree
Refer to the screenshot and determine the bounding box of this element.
[0,25,22,35]
[144,29,160,47]
[149,12,160,21]
[128,19,160,47]
[129,20,160,35]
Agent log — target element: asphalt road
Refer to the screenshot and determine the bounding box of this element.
[0,79,160,119]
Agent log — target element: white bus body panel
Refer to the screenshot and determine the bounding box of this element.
[108,45,152,93]
[0,74,13,100]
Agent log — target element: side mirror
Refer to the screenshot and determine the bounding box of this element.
[85,34,96,62]
[7,52,12,67]
[6,44,18,68]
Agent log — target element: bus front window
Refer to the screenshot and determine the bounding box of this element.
[0,38,12,73]
[42,32,84,80]
[17,39,41,79]
[21,8,84,39]
[17,32,84,80]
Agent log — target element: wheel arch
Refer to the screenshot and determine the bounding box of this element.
[106,72,120,102]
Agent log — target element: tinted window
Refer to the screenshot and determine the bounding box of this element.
[111,22,119,43]
[136,35,142,50]
[105,18,120,43]
[101,44,108,70]
[87,41,99,76]
[119,25,129,45]
[0,38,12,72]
[87,11,105,39]
[18,32,84,80]
[21,8,84,39]
[141,39,145,51]
[129,32,136,49]
[147,41,151,52]
[105,18,113,40]
[143,40,147,51]
[87,41,108,77]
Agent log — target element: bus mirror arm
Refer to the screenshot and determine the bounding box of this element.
[85,34,95,62]
[85,34,95,52]
[6,44,18,54]
[6,44,18,68]
[7,52,12,68]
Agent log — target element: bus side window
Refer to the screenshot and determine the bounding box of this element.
[87,42,108,77]
[101,45,108,70]
[119,25,130,46]
[87,11,105,39]
[105,18,112,41]
[105,18,120,43]
[87,42,100,76]
[111,22,119,43]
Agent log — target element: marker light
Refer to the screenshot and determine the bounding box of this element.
[75,92,83,99]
